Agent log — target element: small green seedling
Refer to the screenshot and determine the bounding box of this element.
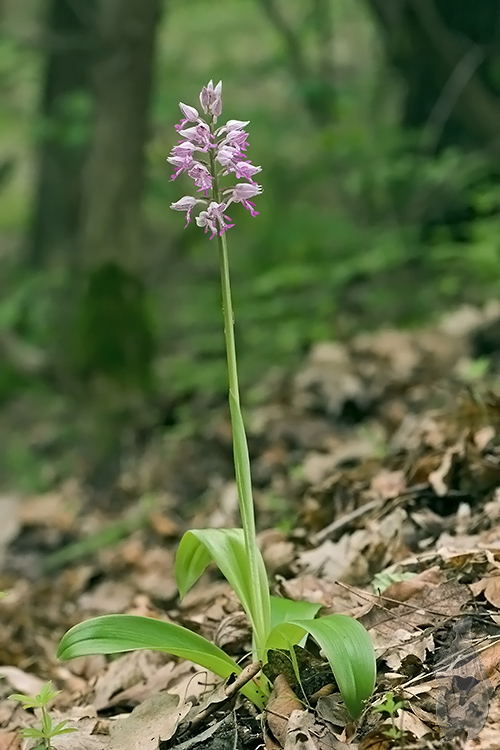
[57,80,377,720]
[9,681,76,750]
[373,691,408,739]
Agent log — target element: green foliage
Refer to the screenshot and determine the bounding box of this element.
[372,691,408,740]
[266,615,377,719]
[35,90,92,149]
[373,691,408,718]
[57,614,266,707]
[1,0,500,403]
[9,681,76,750]
[460,357,490,383]
[57,72,377,722]
[175,528,271,656]
[72,262,156,390]
[57,595,375,718]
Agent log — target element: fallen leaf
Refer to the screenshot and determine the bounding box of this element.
[0,733,21,750]
[484,574,500,609]
[108,691,190,749]
[0,666,46,696]
[266,675,303,747]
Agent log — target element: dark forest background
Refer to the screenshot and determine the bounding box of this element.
[1,0,500,491]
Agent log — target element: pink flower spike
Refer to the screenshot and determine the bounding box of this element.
[170,142,197,159]
[199,80,212,113]
[226,182,262,200]
[222,129,249,151]
[179,102,199,121]
[234,161,262,181]
[167,152,196,180]
[224,182,262,216]
[217,120,250,134]
[196,201,234,239]
[199,80,223,119]
[170,196,204,227]
[178,122,213,148]
[211,81,223,117]
[195,208,217,239]
[188,163,213,194]
[216,145,240,167]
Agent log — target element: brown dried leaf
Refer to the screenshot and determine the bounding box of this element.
[108,691,190,749]
[51,716,110,750]
[93,651,170,711]
[0,666,46,696]
[0,733,21,750]
[284,709,349,750]
[484,574,500,609]
[266,675,303,747]
[79,581,134,615]
[381,567,444,605]
[370,470,406,501]
[479,639,500,689]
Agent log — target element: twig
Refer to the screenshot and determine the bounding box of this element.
[187,661,263,734]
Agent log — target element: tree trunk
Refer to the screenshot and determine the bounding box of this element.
[80,0,160,270]
[71,0,161,391]
[28,0,95,267]
[366,0,500,154]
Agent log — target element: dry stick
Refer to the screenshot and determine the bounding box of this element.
[336,578,473,621]
[187,661,263,734]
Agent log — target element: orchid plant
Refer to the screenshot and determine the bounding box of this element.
[57,81,376,719]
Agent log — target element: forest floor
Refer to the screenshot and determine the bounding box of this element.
[2,303,500,750]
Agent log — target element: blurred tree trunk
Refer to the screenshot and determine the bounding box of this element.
[72,0,161,391]
[80,0,160,270]
[366,0,500,154]
[28,0,95,267]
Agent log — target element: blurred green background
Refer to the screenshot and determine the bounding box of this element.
[1,0,500,491]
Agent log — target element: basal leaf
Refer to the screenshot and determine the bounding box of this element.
[175,528,271,652]
[267,596,322,651]
[266,615,375,718]
[57,614,265,708]
[269,596,321,630]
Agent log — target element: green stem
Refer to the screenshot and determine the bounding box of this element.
[208,144,269,658]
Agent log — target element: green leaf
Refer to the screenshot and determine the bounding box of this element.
[38,681,60,705]
[266,615,376,719]
[270,596,321,631]
[20,728,45,739]
[9,693,38,709]
[175,528,271,650]
[267,596,322,651]
[57,614,265,708]
[52,721,77,735]
[41,711,53,735]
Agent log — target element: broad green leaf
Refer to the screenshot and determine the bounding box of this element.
[270,596,321,630]
[175,528,271,652]
[267,596,322,650]
[266,615,376,719]
[57,614,265,708]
